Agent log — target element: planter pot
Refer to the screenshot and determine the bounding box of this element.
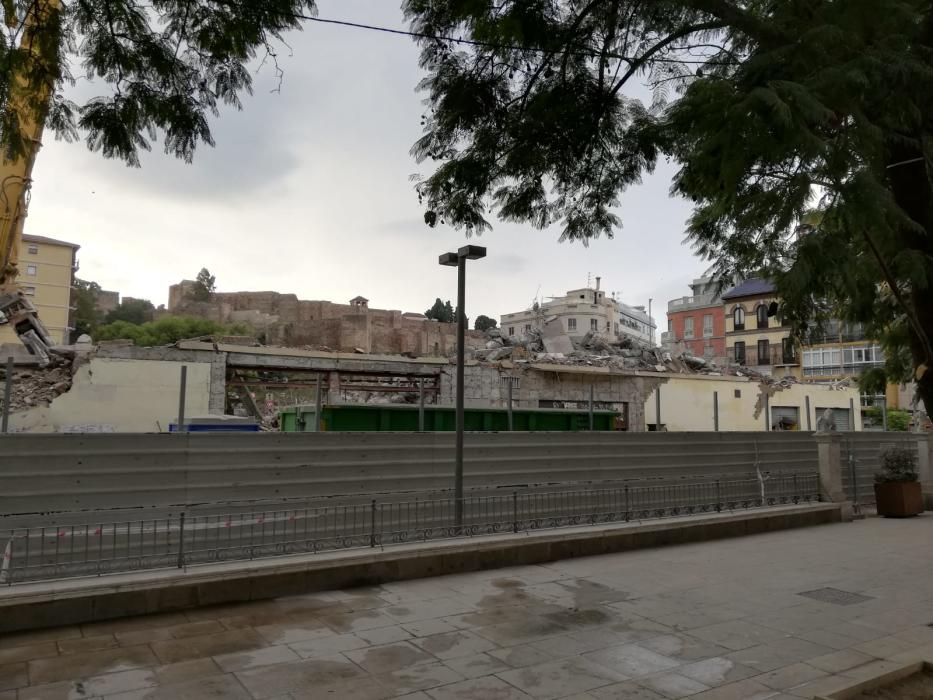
[874,481,924,518]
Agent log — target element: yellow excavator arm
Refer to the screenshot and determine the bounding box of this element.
[0,0,62,366]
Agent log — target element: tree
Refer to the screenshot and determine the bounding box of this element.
[475,315,497,332]
[187,268,216,302]
[404,1,933,415]
[95,315,252,346]
[71,278,102,340]
[425,298,455,323]
[105,298,155,325]
[0,0,317,165]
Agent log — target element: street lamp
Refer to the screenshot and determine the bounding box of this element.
[439,244,487,528]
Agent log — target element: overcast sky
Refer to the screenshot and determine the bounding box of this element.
[28,1,705,325]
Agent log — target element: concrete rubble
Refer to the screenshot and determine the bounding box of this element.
[1,354,77,412]
[468,327,835,390]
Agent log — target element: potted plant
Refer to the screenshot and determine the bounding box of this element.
[874,446,924,517]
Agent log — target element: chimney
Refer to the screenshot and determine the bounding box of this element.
[595,276,601,291]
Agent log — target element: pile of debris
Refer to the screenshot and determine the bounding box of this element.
[1,356,76,412]
[471,327,810,384]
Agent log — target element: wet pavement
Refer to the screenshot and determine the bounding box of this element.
[3,516,933,699]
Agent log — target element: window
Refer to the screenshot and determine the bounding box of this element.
[667,319,673,332]
[816,407,853,431]
[23,286,36,296]
[567,318,577,331]
[734,389,741,398]
[703,314,713,337]
[25,264,37,276]
[733,307,745,331]
[782,337,797,363]
[590,318,598,331]
[842,345,884,365]
[614,322,619,335]
[524,324,531,334]
[684,317,695,339]
[756,304,769,329]
[734,341,746,363]
[27,245,38,255]
[771,406,800,431]
[757,339,770,365]
[508,327,514,336]
[802,348,842,376]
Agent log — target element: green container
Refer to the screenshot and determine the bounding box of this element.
[279,404,619,432]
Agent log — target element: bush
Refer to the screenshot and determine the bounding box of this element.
[875,445,918,483]
[862,407,911,431]
[95,316,253,346]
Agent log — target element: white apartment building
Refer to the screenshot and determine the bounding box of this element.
[500,277,656,346]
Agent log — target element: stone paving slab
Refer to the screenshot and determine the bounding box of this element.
[2,516,933,699]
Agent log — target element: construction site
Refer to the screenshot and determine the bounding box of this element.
[2,310,862,434]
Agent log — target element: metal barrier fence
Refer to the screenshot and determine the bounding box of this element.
[1,474,819,585]
[840,433,920,511]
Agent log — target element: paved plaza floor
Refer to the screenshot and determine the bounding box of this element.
[2,515,933,699]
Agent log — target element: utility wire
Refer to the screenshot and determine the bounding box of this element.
[296,14,733,67]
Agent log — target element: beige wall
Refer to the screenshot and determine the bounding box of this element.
[9,357,211,433]
[724,293,800,377]
[644,375,862,432]
[0,238,76,345]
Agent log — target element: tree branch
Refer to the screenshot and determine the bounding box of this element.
[609,20,724,97]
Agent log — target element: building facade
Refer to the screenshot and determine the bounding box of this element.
[722,278,800,377]
[801,321,884,380]
[0,234,79,345]
[500,278,656,345]
[663,276,726,360]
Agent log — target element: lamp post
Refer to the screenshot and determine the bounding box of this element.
[439,245,486,529]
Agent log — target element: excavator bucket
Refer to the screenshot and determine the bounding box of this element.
[0,291,54,366]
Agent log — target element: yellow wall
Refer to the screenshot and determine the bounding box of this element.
[0,236,77,345]
[9,357,211,433]
[644,374,862,431]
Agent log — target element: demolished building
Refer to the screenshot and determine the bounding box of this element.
[4,331,864,433]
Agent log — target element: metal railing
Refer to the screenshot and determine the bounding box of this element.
[1,474,819,585]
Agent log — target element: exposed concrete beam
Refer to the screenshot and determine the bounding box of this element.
[226,352,444,376]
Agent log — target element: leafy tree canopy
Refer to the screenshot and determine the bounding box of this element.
[71,278,102,340]
[0,0,317,164]
[404,0,933,414]
[475,314,497,332]
[187,268,216,302]
[95,315,252,346]
[425,298,455,323]
[105,298,155,325]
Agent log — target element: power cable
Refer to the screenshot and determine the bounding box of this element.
[295,14,734,67]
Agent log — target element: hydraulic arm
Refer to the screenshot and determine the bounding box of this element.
[0,0,62,366]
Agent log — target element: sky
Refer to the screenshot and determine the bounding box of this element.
[27,1,706,325]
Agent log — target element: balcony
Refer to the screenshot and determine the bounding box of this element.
[732,347,800,367]
[668,293,718,311]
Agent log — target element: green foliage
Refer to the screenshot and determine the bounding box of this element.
[187,268,216,302]
[95,315,252,346]
[474,314,497,331]
[875,445,918,483]
[71,278,103,341]
[425,298,455,323]
[863,407,911,432]
[105,298,154,325]
[0,0,317,164]
[405,0,933,414]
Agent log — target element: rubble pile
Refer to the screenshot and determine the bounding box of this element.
[470,327,818,385]
[1,357,75,412]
